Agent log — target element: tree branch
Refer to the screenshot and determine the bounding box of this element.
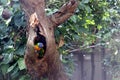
[19,0,45,16]
[49,0,78,27]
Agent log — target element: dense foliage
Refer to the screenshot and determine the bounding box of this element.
[0,0,29,79]
[0,0,120,80]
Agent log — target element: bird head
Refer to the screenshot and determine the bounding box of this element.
[37,42,44,48]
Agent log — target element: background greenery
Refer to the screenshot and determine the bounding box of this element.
[0,0,120,80]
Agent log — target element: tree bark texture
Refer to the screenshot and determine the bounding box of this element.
[19,0,78,80]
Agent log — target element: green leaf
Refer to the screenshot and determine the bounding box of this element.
[70,15,77,23]
[82,0,90,3]
[14,11,26,27]
[12,3,20,11]
[79,3,86,10]
[97,25,102,30]
[7,62,17,73]
[19,75,31,80]
[12,0,19,1]
[2,53,13,64]
[17,58,26,70]
[0,6,3,16]
[0,64,9,75]
[73,35,80,40]
[62,59,68,64]
[15,45,25,56]
[0,22,7,37]
[86,20,95,25]
[0,0,8,5]
[11,67,19,79]
[85,6,92,13]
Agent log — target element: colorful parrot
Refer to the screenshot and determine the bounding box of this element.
[33,26,46,58]
[34,42,45,58]
[34,42,44,50]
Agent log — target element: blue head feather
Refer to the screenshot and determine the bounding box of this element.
[37,42,44,48]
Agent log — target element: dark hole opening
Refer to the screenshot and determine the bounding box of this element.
[33,26,46,59]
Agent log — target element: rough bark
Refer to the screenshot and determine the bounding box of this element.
[19,0,78,80]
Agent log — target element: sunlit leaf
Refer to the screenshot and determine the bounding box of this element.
[17,58,26,70]
[97,25,102,30]
[86,20,95,25]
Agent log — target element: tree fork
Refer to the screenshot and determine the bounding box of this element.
[19,0,78,80]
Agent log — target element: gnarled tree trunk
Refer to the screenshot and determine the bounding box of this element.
[19,0,78,80]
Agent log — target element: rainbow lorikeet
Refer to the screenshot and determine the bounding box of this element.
[34,42,45,58]
[34,35,46,52]
[33,26,46,58]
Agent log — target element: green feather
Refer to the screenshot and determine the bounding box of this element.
[38,48,44,57]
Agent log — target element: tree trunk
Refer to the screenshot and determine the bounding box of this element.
[79,51,84,80]
[19,0,78,80]
[101,46,106,80]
